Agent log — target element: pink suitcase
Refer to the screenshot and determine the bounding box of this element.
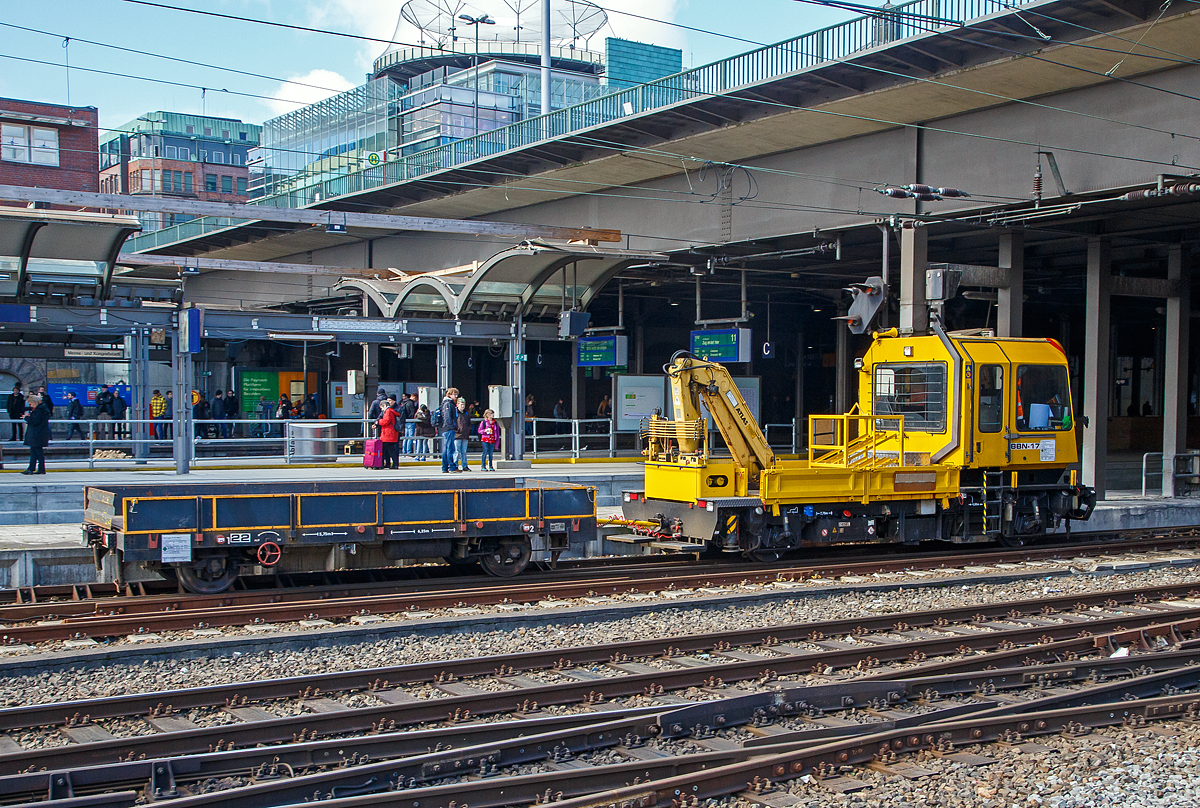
[364,439,384,469]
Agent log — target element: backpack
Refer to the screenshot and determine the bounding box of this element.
[431,401,444,430]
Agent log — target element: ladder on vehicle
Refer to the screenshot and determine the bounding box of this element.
[981,470,1006,536]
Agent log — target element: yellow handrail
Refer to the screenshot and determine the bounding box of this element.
[808,410,906,470]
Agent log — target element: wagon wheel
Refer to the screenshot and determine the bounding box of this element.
[480,537,532,578]
[175,553,239,594]
[997,533,1026,548]
[746,547,785,563]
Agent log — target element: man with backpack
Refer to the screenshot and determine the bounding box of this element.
[401,393,418,457]
[434,387,459,473]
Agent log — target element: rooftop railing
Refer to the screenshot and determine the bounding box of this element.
[128,0,1017,253]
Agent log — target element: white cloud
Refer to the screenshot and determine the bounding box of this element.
[264,69,358,116]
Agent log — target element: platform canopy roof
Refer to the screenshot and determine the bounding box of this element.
[335,241,673,320]
[0,206,154,305]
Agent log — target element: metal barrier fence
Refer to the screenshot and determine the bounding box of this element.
[128,0,1021,253]
[1142,451,1200,497]
[2,415,802,467]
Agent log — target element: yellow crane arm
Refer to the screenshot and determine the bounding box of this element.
[666,351,775,476]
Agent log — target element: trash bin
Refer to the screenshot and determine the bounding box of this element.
[288,422,338,463]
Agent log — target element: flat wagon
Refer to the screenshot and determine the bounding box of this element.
[82,477,597,592]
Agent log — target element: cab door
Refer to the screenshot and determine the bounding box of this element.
[958,341,1012,468]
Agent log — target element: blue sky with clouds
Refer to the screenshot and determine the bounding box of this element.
[1,0,852,133]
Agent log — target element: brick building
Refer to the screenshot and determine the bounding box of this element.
[0,97,99,208]
[99,112,261,232]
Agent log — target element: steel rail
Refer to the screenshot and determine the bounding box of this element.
[1,580,1196,733]
[3,604,1197,775]
[5,531,1200,643]
[11,648,1199,807]
[194,691,1200,808]
[3,526,1197,618]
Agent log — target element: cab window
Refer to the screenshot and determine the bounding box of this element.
[873,362,947,432]
[1016,365,1072,431]
[978,364,1004,433]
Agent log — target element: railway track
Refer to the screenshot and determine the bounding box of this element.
[1,581,1199,806]
[3,528,1200,647]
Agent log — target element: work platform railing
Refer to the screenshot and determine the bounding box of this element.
[809,412,905,470]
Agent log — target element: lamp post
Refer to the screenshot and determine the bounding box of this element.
[457,13,495,139]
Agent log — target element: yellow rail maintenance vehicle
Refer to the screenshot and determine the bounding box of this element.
[622,279,1095,560]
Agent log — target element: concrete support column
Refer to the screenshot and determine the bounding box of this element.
[1083,238,1112,499]
[1163,245,1190,497]
[899,226,928,335]
[997,230,1024,338]
[436,339,452,391]
[171,330,193,475]
[362,343,379,397]
[510,317,526,460]
[835,306,852,413]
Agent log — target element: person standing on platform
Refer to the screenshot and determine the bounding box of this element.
[453,398,472,472]
[150,390,166,439]
[401,393,418,457]
[276,394,291,438]
[94,384,115,442]
[194,392,210,440]
[224,389,240,437]
[6,383,24,442]
[553,398,567,435]
[367,388,387,436]
[255,396,272,438]
[211,390,226,438]
[437,387,459,473]
[112,386,128,441]
[65,392,86,440]
[302,393,317,419]
[377,394,400,469]
[414,404,433,461]
[161,391,173,440]
[22,393,49,474]
[477,409,500,471]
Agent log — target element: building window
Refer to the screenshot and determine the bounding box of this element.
[236,177,247,195]
[170,170,182,192]
[204,127,212,136]
[1,124,59,166]
[152,145,160,157]
[140,169,151,192]
[199,150,207,162]
[232,153,241,166]
[873,363,947,433]
[205,174,217,192]
[185,124,195,134]
[239,132,247,140]
[211,151,225,164]
[178,148,190,161]
[183,172,193,193]
[165,145,177,159]
[221,130,230,139]
[221,175,233,193]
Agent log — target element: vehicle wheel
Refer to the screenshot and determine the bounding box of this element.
[480,537,532,578]
[997,533,1026,548]
[175,554,239,594]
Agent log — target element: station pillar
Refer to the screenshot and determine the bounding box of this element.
[835,304,852,413]
[997,231,1024,338]
[1083,237,1112,499]
[1163,245,1190,497]
[899,225,928,335]
[171,331,193,475]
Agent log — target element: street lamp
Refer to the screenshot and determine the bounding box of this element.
[458,13,495,139]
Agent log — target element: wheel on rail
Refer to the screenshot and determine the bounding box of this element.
[174,553,240,594]
[479,537,532,578]
[997,533,1026,548]
[746,547,785,563]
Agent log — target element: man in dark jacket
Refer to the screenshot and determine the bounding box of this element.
[211,390,226,438]
[367,388,387,436]
[65,392,86,440]
[94,384,115,442]
[194,394,210,440]
[22,394,50,474]
[224,389,240,437]
[438,388,459,473]
[302,394,317,419]
[401,393,418,456]
[160,390,173,440]
[6,383,23,442]
[453,398,472,472]
[112,387,128,440]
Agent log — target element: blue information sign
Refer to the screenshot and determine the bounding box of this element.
[577,335,628,367]
[690,328,751,363]
[47,384,132,408]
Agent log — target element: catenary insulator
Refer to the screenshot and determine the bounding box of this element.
[904,183,934,195]
[877,187,910,198]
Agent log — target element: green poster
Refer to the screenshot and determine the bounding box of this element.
[239,371,279,414]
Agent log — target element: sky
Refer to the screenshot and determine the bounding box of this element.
[0,0,854,134]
